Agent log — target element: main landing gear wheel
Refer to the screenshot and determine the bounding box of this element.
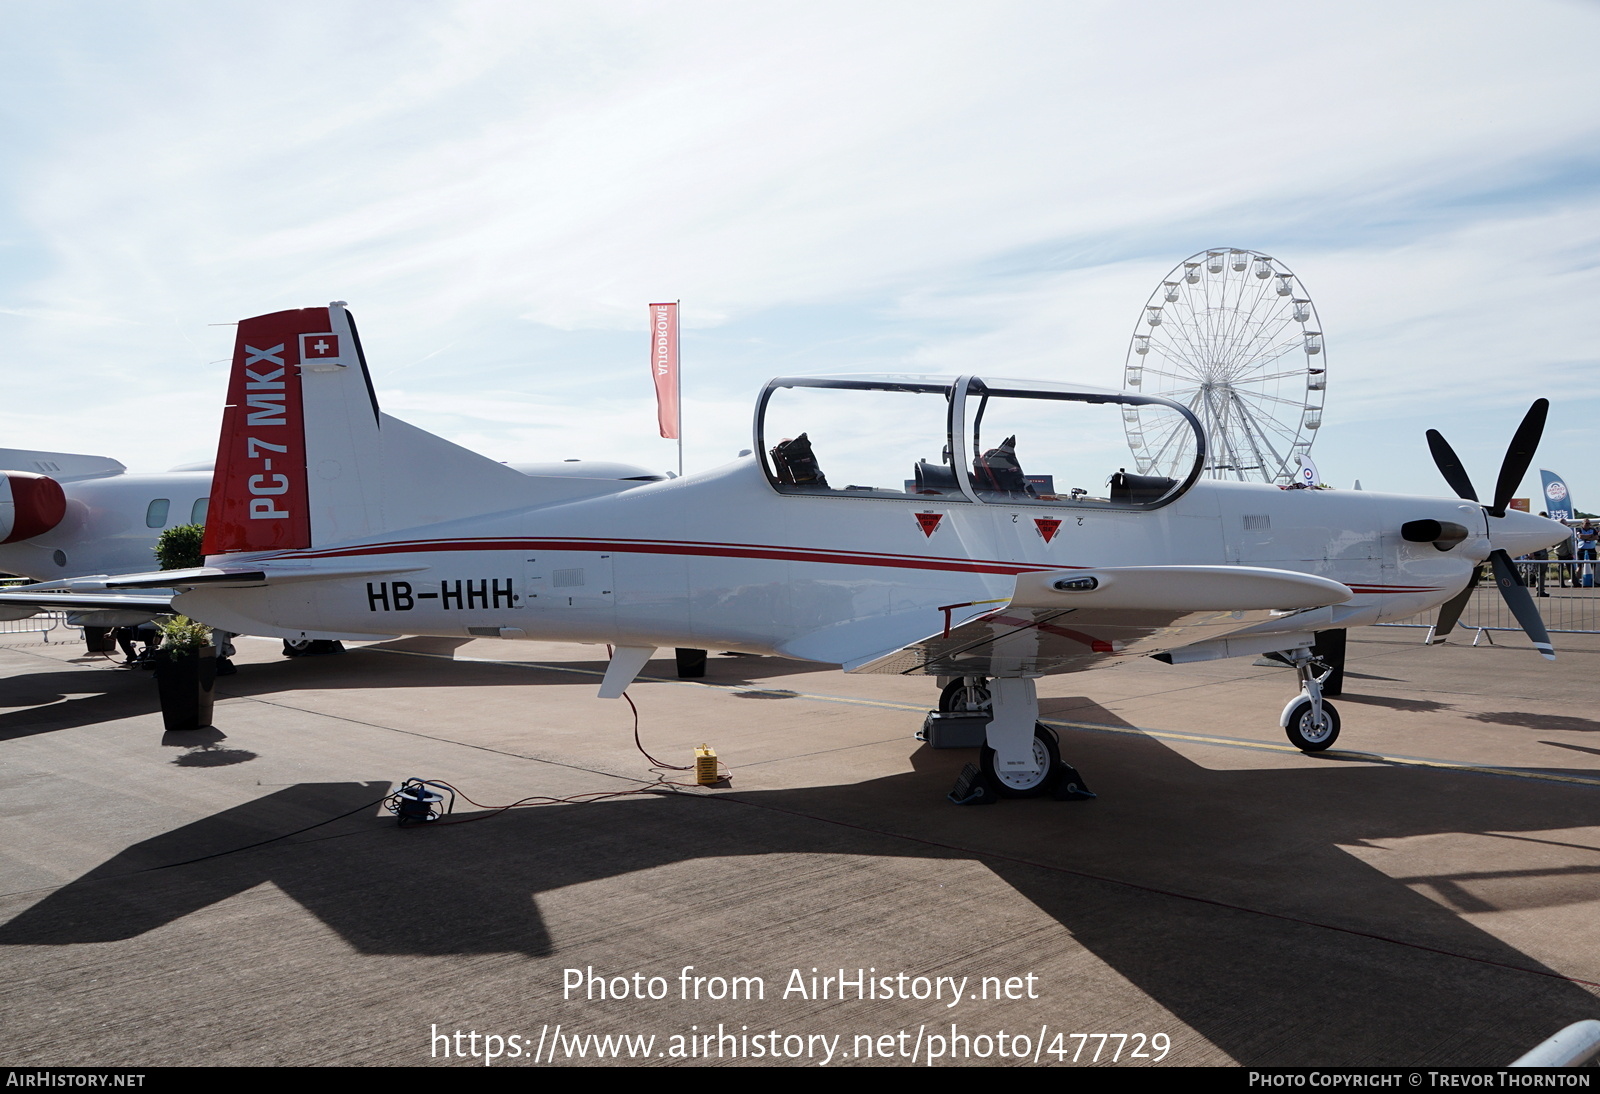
[1284,698,1340,752]
[282,639,346,657]
[980,723,1061,798]
[939,677,991,714]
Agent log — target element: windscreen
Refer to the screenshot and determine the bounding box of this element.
[963,383,1198,507]
[761,382,959,499]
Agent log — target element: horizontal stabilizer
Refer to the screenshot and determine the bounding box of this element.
[839,565,1351,677]
[0,447,125,482]
[104,563,425,589]
[0,590,175,614]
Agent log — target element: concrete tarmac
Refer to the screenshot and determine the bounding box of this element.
[2,624,1599,1067]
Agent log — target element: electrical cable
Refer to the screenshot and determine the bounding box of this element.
[604,643,719,774]
[395,658,732,829]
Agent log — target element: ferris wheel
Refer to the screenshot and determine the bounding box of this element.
[1121,248,1326,484]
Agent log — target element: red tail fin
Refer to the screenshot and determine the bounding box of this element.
[202,307,329,555]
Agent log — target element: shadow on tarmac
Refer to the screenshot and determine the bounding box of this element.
[0,643,831,741]
[5,695,1600,1065]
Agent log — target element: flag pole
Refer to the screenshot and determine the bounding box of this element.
[676,298,683,478]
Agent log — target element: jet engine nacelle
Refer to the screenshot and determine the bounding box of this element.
[0,471,67,543]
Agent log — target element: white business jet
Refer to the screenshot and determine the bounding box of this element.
[0,303,1567,799]
[0,450,209,590]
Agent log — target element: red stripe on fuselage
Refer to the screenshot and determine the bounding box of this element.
[233,536,1447,594]
[279,536,1066,576]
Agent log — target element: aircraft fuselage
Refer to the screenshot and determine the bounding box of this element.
[176,457,1543,667]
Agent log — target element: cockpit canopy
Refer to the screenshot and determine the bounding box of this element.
[756,375,1204,510]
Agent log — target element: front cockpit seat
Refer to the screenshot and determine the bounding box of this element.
[770,433,829,488]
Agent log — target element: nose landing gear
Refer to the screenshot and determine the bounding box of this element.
[1280,646,1340,751]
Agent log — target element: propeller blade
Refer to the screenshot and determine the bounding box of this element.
[1489,399,1549,518]
[1426,429,1478,503]
[1489,549,1555,660]
[1430,564,1482,641]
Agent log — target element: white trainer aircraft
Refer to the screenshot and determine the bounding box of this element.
[0,303,1568,799]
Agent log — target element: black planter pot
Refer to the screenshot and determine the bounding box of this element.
[153,645,217,731]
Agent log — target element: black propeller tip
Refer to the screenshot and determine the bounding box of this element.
[1489,399,1549,518]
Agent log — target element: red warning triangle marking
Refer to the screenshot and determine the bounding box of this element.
[915,511,943,537]
[1035,517,1062,543]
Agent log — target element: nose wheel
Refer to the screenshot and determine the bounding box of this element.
[1279,646,1340,752]
[1283,697,1340,751]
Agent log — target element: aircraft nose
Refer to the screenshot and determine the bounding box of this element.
[1488,508,1570,557]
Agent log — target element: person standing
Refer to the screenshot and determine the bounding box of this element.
[1530,512,1551,596]
[1578,520,1599,588]
[1554,522,1576,587]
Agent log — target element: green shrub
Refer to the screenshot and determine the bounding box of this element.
[154,523,205,570]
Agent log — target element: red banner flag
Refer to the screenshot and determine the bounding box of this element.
[648,302,679,440]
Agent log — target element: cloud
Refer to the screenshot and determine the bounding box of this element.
[0,1,1596,501]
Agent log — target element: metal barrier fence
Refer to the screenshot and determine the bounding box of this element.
[1380,561,1600,636]
[0,611,82,643]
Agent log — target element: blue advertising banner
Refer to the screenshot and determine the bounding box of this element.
[1540,469,1574,521]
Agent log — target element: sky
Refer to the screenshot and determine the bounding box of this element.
[2,1,1599,508]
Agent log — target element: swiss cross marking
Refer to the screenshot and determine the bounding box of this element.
[915,511,943,537]
[301,333,340,359]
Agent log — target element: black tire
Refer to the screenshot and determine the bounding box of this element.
[282,639,344,657]
[1284,698,1340,752]
[980,723,1061,798]
[939,677,992,714]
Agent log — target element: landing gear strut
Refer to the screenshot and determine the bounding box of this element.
[1280,646,1340,751]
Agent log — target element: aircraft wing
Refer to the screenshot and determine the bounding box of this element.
[839,565,1352,677]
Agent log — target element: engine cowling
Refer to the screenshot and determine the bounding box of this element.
[0,471,67,543]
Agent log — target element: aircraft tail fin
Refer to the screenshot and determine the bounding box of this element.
[203,302,555,556]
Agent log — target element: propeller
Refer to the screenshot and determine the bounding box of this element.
[1426,399,1555,660]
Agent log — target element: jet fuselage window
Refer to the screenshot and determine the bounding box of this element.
[145,499,170,528]
[190,498,209,525]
